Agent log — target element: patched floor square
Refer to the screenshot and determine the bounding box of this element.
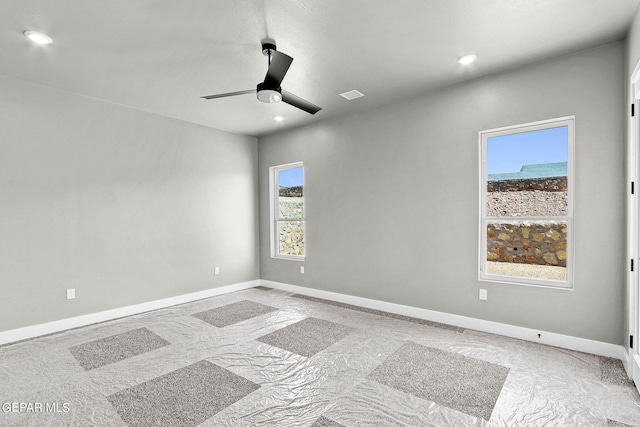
[108,360,259,427]
[192,300,278,327]
[368,341,509,420]
[69,327,170,371]
[257,317,353,357]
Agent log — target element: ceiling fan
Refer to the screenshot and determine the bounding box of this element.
[201,40,322,115]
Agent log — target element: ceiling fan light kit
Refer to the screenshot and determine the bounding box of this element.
[201,40,321,115]
[256,83,282,103]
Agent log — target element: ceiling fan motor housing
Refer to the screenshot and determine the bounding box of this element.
[262,42,277,56]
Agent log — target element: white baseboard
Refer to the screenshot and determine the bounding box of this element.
[0,280,260,346]
[2,278,628,366]
[622,349,631,374]
[262,280,627,362]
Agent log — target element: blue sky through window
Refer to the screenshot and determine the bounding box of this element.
[278,166,303,187]
[487,126,568,174]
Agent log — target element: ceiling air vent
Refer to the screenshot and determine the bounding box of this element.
[339,90,364,100]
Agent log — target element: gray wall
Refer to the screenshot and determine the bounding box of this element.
[0,76,259,332]
[629,7,640,80]
[259,43,625,344]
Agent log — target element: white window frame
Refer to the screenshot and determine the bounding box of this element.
[478,116,575,289]
[269,161,305,261]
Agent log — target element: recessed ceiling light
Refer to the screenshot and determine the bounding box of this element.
[457,54,477,65]
[24,30,53,45]
[274,116,284,122]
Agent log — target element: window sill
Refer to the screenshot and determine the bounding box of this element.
[479,274,573,290]
[273,255,306,262]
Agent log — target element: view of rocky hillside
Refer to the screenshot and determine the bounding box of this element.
[487,191,567,216]
[279,186,303,197]
[486,174,568,277]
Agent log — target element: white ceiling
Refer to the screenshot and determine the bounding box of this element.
[2,0,639,137]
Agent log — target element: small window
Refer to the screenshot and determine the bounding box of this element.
[270,162,305,260]
[479,117,574,288]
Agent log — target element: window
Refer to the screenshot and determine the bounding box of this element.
[270,162,305,260]
[479,117,574,288]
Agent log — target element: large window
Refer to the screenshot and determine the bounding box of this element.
[479,117,574,288]
[270,162,305,260]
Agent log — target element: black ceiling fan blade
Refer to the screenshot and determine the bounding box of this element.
[263,50,293,88]
[201,89,255,99]
[282,90,322,115]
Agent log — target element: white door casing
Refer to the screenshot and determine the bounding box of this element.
[628,60,640,393]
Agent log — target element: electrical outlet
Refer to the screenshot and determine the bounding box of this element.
[214,267,220,275]
[479,289,487,301]
[66,288,76,300]
[300,266,305,274]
